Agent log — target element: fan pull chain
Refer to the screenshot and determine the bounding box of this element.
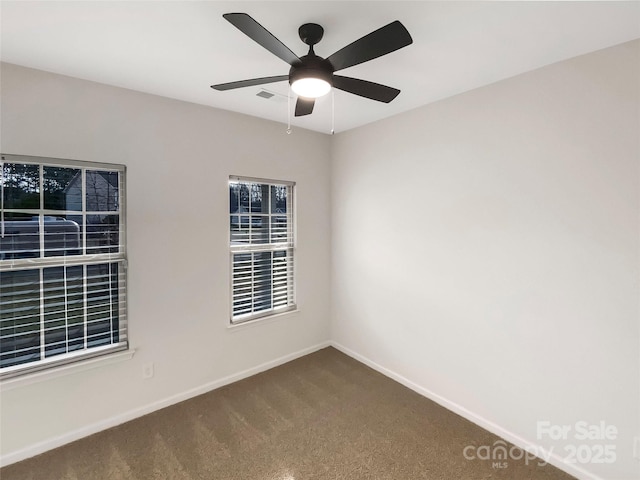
[1,158,4,238]
[331,90,335,135]
[286,87,292,135]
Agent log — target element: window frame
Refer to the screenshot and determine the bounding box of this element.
[228,175,296,325]
[0,153,128,380]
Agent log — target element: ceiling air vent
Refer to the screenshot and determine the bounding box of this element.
[256,90,275,99]
[255,89,288,103]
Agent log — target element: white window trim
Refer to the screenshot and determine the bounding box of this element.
[0,153,128,380]
[226,308,299,330]
[0,348,135,391]
[228,176,296,325]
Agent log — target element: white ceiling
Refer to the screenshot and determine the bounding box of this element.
[1,1,639,134]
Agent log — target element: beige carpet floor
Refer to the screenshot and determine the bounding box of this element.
[1,347,576,479]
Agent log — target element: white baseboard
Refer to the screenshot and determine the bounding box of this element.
[330,341,603,480]
[0,341,331,468]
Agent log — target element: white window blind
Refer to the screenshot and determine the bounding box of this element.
[0,154,127,379]
[229,177,295,324]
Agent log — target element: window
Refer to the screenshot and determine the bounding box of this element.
[229,177,295,324]
[0,154,127,379]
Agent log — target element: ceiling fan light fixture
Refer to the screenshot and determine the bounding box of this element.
[291,77,331,98]
[212,13,413,118]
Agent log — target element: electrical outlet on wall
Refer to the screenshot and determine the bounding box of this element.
[142,362,154,379]
[634,436,640,461]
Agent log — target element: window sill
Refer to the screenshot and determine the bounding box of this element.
[0,349,136,392]
[227,308,299,331]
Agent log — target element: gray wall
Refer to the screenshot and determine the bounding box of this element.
[1,62,332,462]
[331,40,639,480]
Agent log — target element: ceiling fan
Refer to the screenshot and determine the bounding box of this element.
[211,13,413,117]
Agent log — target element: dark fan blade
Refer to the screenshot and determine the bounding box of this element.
[211,75,288,91]
[223,13,300,66]
[327,20,412,72]
[295,97,315,116]
[333,75,400,103]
